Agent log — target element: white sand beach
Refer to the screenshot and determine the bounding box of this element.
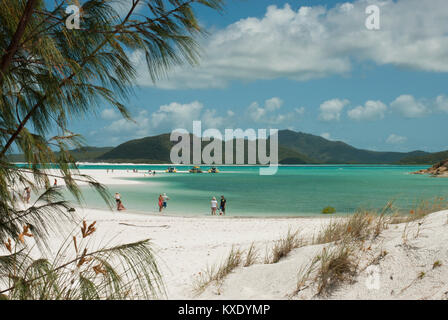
[9,169,448,300]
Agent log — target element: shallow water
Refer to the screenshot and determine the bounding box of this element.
[65,165,448,217]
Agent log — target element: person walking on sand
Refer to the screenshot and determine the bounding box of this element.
[211,196,218,215]
[53,179,57,187]
[114,192,121,210]
[158,194,164,212]
[219,195,227,216]
[162,193,169,209]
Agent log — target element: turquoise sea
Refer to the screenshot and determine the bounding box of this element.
[68,165,448,217]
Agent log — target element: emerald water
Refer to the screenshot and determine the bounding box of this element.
[69,165,448,217]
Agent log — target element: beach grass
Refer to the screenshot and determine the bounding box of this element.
[268,229,303,264]
[243,242,259,267]
[193,246,243,295]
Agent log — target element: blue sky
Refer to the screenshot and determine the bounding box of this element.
[71,0,448,152]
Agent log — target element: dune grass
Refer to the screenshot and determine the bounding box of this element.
[268,229,303,264]
[313,211,388,245]
[315,243,360,296]
[295,205,393,297]
[243,243,258,267]
[193,246,243,295]
[389,197,448,224]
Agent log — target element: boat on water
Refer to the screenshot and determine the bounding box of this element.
[208,167,219,173]
[165,167,177,173]
[189,166,203,173]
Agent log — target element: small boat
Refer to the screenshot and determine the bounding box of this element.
[165,167,177,173]
[189,166,203,173]
[208,167,219,173]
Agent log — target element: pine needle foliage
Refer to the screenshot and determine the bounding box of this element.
[0,0,223,299]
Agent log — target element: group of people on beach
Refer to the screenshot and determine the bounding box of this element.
[211,195,227,216]
[158,193,169,212]
[113,191,227,215]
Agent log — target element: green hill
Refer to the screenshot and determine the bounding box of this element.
[97,133,314,164]
[96,130,431,164]
[277,130,428,164]
[397,150,448,164]
[97,134,174,163]
[10,130,438,165]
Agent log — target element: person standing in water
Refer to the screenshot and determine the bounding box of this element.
[211,196,218,215]
[158,194,164,212]
[162,193,169,209]
[219,195,227,216]
[114,193,121,210]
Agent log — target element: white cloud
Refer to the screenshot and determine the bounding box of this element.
[103,97,306,142]
[436,95,448,113]
[149,101,205,131]
[318,99,349,122]
[386,134,407,144]
[104,101,235,140]
[247,97,285,124]
[347,100,387,121]
[101,108,120,120]
[131,0,448,89]
[390,95,428,118]
[246,97,304,126]
[264,97,283,111]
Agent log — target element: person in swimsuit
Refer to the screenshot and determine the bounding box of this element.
[158,194,164,212]
[219,195,227,216]
[117,199,126,211]
[114,193,121,210]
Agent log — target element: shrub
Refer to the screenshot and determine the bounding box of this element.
[322,206,336,214]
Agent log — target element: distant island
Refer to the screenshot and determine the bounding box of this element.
[8,129,447,165]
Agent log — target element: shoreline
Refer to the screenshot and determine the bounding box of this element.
[71,205,335,220]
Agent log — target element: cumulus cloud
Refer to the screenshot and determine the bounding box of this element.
[104,102,207,140]
[390,95,429,118]
[131,0,448,89]
[247,97,285,124]
[150,101,204,130]
[436,95,448,113]
[102,97,306,142]
[318,99,349,121]
[348,100,387,121]
[101,108,120,120]
[386,134,407,144]
[246,97,305,125]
